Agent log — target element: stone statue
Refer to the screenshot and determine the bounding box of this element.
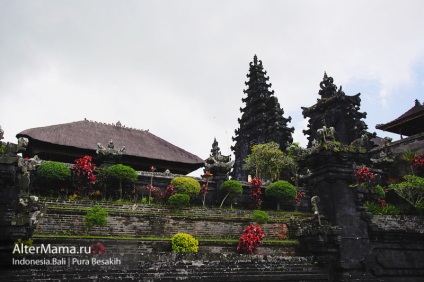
[311,196,322,226]
[313,125,336,146]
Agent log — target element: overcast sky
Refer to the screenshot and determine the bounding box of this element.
[1,0,424,176]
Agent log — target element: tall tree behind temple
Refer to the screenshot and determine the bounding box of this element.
[231,55,293,181]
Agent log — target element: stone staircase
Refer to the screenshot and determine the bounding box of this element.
[2,254,329,281]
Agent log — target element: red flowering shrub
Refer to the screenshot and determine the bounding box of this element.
[355,167,375,183]
[73,156,96,196]
[250,178,262,210]
[412,154,424,174]
[164,184,177,200]
[237,224,264,254]
[295,191,305,205]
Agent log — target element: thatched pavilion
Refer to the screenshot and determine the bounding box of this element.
[16,119,204,174]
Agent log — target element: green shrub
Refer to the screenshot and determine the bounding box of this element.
[171,233,198,252]
[252,210,269,224]
[168,194,190,208]
[83,205,108,235]
[265,180,297,210]
[220,179,243,208]
[37,161,71,183]
[105,164,138,199]
[170,177,200,199]
[364,202,400,215]
[373,185,385,200]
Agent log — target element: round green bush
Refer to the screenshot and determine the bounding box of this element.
[170,177,200,199]
[168,194,190,208]
[105,164,138,183]
[171,233,198,252]
[37,161,71,183]
[252,210,270,224]
[221,180,243,194]
[265,180,297,200]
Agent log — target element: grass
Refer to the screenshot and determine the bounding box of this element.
[32,233,299,245]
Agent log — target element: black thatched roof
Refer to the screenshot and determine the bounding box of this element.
[17,120,204,166]
[376,99,424,136]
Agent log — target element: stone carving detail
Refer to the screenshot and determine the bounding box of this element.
[0,125,44,244]
[312,125,336,146]
[205,138,234,180]
[96,139,125,156]
[311,196,322,226]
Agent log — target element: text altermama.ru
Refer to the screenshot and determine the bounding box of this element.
[13,244,91,255]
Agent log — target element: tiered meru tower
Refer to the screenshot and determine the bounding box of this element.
[231,55,293,181]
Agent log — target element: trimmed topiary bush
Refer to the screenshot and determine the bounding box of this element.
[37,161,71,196]
[265,180,297,210]
[37,161,71,183]
[171,233,199,252]
[252,210,269,224]
[170,177,201,199]
[168,193,190,208]
[105,164,138,199]
[220,179,243,208]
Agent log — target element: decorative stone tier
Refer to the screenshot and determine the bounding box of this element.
[35,200,313,240]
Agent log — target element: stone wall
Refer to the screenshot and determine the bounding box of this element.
[36,200,311,240]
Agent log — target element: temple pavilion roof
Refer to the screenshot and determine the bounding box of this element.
[376,99,424,137]
[16,119,204,174]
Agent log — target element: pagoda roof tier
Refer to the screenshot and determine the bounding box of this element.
[376,99,424,136]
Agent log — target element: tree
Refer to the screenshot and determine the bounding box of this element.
[105,164,138,199]
[265,180,297,210]
[219,180,243,208]
[242,142,293,182]
[170,177,201,200]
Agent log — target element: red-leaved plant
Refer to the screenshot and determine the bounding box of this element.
[412,154,424,175]
[201,170,213,207]
[237,224,264,254]
[73,155,96,196]
[250,178,262,210]
[355,166,375,183]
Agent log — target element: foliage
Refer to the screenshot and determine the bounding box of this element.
[170,177,201,199]
[252,210,269,224]
[237,224,264,254]
[374,185,386,200]
[265,181,297,200]
[73,156,96,196]
[355,167,376,183]
[242,142,293,182]
[106,164,138,183]
[295,191,305,206]
[220,180,243,208]
[388,174,424,208]
[83,205,108,235]
[250,178,262,210]
[364,201,400,215]
[201,170,213,207]
[412,153,424,175]
[37,161,71,183]
[105,164,138,199]
[171,233,199,252]
[168,194,190,208]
